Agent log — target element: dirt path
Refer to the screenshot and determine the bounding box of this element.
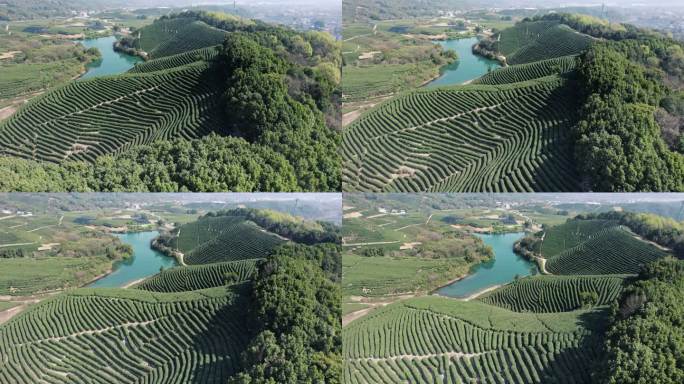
[342,241,399,247]
[342,109,363,126]
[528,255,549,274]
[0,304,28,325]
[343,294,415,326]
[342,95,394,127]
[17,319,158,346]
[348,350,483,362]
[343,306,378,326]
[394,223,421,231]
[122,278,146,289]
[0,91,45,121]
[0,242,35,248]
[627,229,672,252]
[463,285,501,301]
[0,295,52,325]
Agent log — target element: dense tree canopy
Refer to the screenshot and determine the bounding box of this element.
[575,43,684,191]
[0,135,299,192]
[231,253,341,383]
[596,257,684,383]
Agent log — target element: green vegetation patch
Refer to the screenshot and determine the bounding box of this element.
[473,55,577,85]
[173,215,286,265]
[546,226,668,275]
[344,254,472,297]
[0,285,251,382]
[489,20,592,65]
[135,259,257,292]
[478,274,627,313]
[343,296,606,383]
[0,61,225,163]
[0,256,111,296]
[342,75,581,192]
[541,219,619,258]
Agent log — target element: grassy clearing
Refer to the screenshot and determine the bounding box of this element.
[0,256,112,295]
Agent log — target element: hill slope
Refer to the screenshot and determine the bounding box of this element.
[0,287,250,383]
[343,296,606,383]
[497,22,593,65]
[172,215,286,265]
[0,61,225,163]
[478,274,627,312]
[134,18,230,59]
[472,56,577,86]
[135,259,258,292]
[545,226,668,275]
[342,75,580,192]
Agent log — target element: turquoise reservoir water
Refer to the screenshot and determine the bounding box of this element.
[87,231,177,288]
[78,36,141,79]
[427,37,501,87]
[436,232,537,298]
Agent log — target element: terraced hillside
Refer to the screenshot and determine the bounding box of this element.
[540,219,619,258]
[473,56,577,85]
[478,275,626,313]
[129,46,220,74]
[0,61,225,163]
[0,287,250,383]
[135,18,229,59]
[172,215,286,265]
[135,260,257,292]
[545,226,668,275]
[494,21,593,65]
[343,296,605,383]
[342,75,580,192]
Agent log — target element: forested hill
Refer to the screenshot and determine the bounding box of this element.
[485,13,684,191]
[0,11,342,192]
[343,12,684,192]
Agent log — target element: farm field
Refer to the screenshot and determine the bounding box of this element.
[342,193,683,383]
[0,193,342,383]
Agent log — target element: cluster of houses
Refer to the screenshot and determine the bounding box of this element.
[377,207,406,215]
[1,209,32,217]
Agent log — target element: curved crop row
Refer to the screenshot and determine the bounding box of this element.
[342,76,581,192]
[149,21,228,59]
[478,275,626,312]
[0,287,250,383]
[494,21,593,65]
[546,226,668,275]
[128,46,220,74]
[343,298,602,383]
[135,259,258,292]
[541,219,619,259]
[473,56,577,85]
[173,215,285,265]
[0,62,225,163]
[135,18,227,59]
[496,21,560,58]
